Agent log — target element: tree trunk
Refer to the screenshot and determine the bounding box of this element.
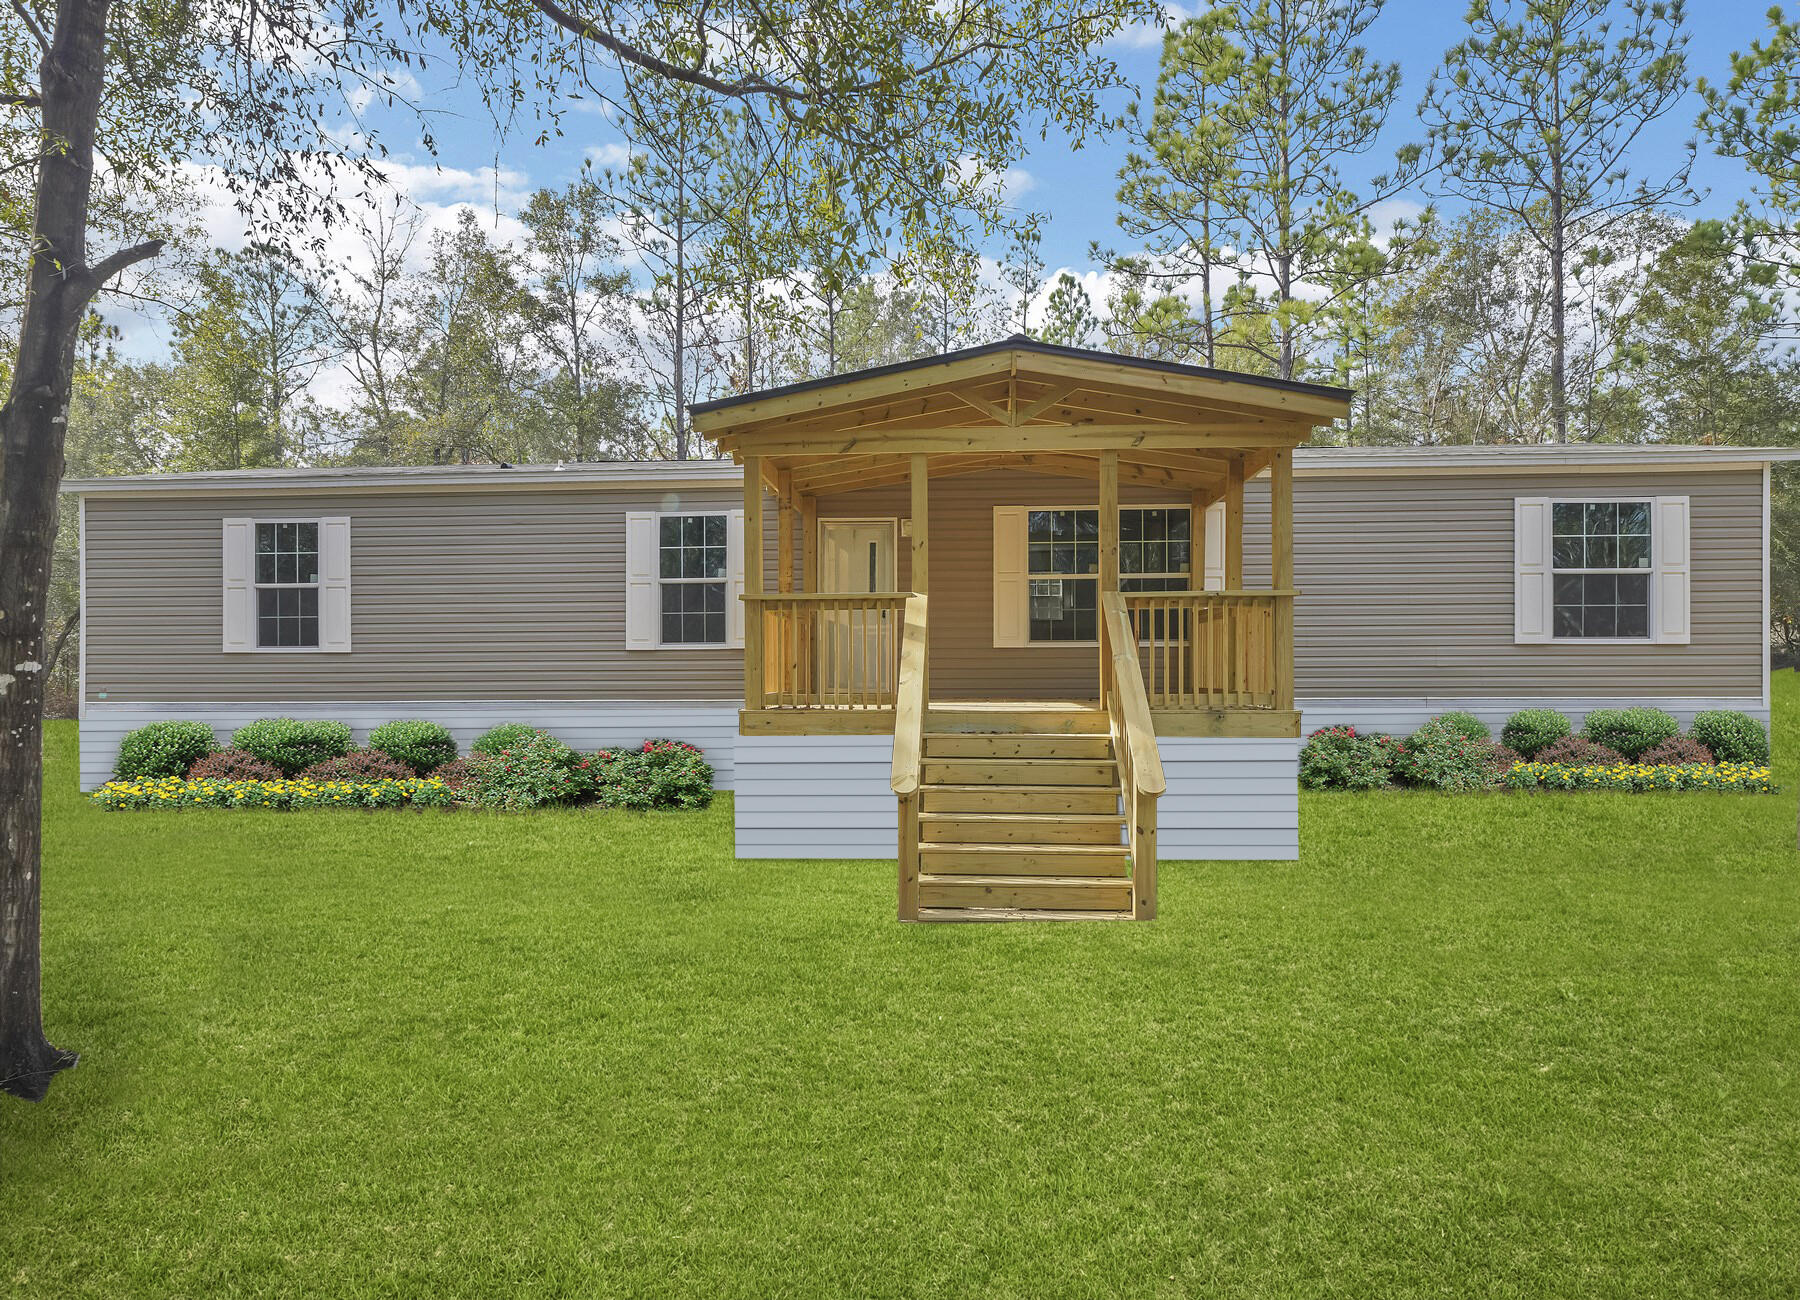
[1549,183,1567,445]
[3,0,104,1103]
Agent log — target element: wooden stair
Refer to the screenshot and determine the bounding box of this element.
[906,708,1136,921]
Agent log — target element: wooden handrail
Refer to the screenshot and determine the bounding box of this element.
[1120,589,1296,713]
[1101,593,1165,797]
[890,594,929,796]
[744,591,913,603]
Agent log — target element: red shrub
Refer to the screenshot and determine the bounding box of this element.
[188,748,282,781]
[299,749,415,781]
[1486,743,1523,776]
[430,758,474,791]
[1534,736,1626,766]
[1639,735,1714,766]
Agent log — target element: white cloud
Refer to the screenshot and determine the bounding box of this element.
[1106,3,1202,51]
[952,156,1036,205]
[584,141,635,170]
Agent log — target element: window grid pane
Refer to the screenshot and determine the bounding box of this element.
[1024,507,1192,643]
[660,577,727,644]
[1551,500,1653,639]
[660,513,728,582]
[254,521,321,647]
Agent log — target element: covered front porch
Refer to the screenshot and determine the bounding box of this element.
[694,337,1350,919]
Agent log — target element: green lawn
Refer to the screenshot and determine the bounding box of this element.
[4,681,1798,1298]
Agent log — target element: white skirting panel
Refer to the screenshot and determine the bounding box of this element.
[77,700,743,792]
[1157,737,1301,862]
[1296,696,1770,737]
[734,733,897,859]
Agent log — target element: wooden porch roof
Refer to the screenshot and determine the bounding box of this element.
[692,337,1352,499]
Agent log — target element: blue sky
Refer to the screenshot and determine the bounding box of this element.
[151,0,1779,381]
[382,0,1772,275]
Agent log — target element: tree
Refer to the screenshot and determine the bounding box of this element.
[1169,0,1419,380]
[519,182,642,461]
[1037,273,1102,349]
[1109,11,1241,367]
[599,95,736,458]
[1421,0,1693,441]
[333,201,426,464]
[999,222,1046,335]
[399,210,545,465]
[1697,6,1800,298]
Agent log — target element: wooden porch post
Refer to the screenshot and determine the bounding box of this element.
[910,453,929,700]
[743,454,764,712]
[1191,487,1207,696]
[1225,454,1245,589]
[1270,447,1294,712]
[1098,450,1119,707]
[776,469,794,594]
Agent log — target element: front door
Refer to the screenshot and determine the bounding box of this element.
[819,520,898,694]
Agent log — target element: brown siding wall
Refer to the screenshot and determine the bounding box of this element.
[83,466,1765,706]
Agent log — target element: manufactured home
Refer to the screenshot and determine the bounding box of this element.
[67,339,1798,921]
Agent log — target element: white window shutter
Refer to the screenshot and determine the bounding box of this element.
[1203,501,1226,591]
[993,506,1028,648]
[1653,496,1691,644]
[318,516,352,653]
[624,512,658,650]
[1514,497,1553,643]
[222,518,254,652]
[727,508,746,649]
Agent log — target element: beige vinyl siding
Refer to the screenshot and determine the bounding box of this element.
[83,486,772,703]
[1259,469,1764,698]
[814,466,1765,702]
[82,465,1765,707]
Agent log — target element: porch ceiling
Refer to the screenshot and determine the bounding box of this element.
[693,337,1351,466]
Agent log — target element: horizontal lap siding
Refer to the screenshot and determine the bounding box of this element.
[83,486,774,703]
[733,735,897,858]
[1243,470,1764,699]
[815,469,1176,700]
[1156,737,1300,861]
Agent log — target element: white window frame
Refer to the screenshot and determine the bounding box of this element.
[996,502,1194,649]
[223,516,351,654]
[1515,495,1690,646]
[625,508,746,651]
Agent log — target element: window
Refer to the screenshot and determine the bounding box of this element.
[1551,501,1651,639]
[1514,496,1689,646]
[254,521,320,647]
[223,516,349,654]
[659,513,729,645]
[1024,506,1192,643]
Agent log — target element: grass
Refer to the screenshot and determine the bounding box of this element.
[4,678,1798,1298]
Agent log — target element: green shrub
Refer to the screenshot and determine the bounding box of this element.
[1298,725,1400,790]
[368,719,457,774]
[1688,710,1769,764]
[593,739,716,810]
[1500,708,1571,758]
[1433,711,1492,742]
[471,722,540,758]
[231,717,353,775]
[300,749,416,782]
[1393,720,1501,792]
[114,721,218,779]
[459,730,592,809]
[1580,707,1679,760]
[187,748,281,781]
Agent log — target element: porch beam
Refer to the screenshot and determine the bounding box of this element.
[725,425,1317,458]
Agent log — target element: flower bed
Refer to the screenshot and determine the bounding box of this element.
[1503,762,1776,794]
[92,776,457,811]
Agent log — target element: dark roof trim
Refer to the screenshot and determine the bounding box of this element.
[688,334,1353,416]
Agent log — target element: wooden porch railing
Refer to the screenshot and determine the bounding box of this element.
[1120,590,1296,712]
[748,593,910,710]
[1100,593,1165,921]
[890,594,929,921]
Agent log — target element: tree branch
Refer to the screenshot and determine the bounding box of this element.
[67,237,165,310]
[0,91,43,107]
[7,0,47,51]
